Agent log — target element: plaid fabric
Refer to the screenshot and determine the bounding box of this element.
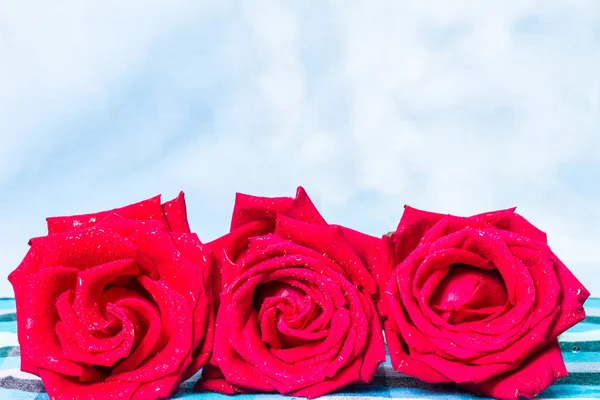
[1,298,598,399]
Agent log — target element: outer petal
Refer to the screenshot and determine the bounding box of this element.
[206,220,274,264]
[358,299,386,381]
[389,206,447,270]
[508,213,547,243]
[131,374,182,400]
[383,307,448,383]
[397,206,448,232]
[35,227,138,271]
[275,215,377,294]
[39,370,140,400]
[473,208,548,243]
[195,363,250,394]
[465,340,567,399]
[161,191,191,233]
[230,186,326,230]
[15,266,90,377]
[338,226,384,297]
[46,194,172,234]
[291,356,362,399]
[211,299,274,392]
[549,256,590,336]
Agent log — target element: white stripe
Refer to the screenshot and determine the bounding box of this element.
[0,368,39,380]
[585,308,600,317]
[0,309,15,317]
[560,329,600,342]
[565,362,600,373]
[0,332,18,348]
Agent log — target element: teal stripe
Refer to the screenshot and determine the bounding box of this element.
[585,298,600,308]
[0,347,18,357]
[566,321,600,332]
[557,372,600,386]
[562,351,600,362]
[0,322,17,334]
[540,383,600,398]
[0,314,16,323]
[560,340,600,352]
[585,316,600,325]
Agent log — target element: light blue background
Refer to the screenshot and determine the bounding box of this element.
[1,1,599,296]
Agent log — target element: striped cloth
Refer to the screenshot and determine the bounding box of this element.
[1,298,599,399]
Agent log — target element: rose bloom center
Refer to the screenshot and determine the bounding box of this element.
[428,264,508,324]
[253,281,326,350]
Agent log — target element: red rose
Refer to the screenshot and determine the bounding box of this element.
[196,187,385,398]
[9,193,213,400]
[379,206,590,399]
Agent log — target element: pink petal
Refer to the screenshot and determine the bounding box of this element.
[161,191,191,233]
[464,340,567,399]
[230,186,326,231]
[46,194,169,234]
[39,369,139,400]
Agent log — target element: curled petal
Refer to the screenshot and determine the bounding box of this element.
[40,369,140,400]
[46,195,169,234]
[463,340,567,399]
[161,191,191,233]
[108,277,192,383]
[231,186,326,230]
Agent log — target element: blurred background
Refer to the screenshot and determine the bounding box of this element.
[1,1,599,297]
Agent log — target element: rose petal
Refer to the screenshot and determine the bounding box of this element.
[291,356,362,399]
[72,258,139,329]
[508,213,548,243]
[195,363,249,394]
[55,291,125,353]
[464,340,567,399]
[17,266,90,377]
[390,206,448,263]
[161,191,191,233]
[36,227,138,272]
[550,256,590,336]
[428,264,507,323]
[184,300,215,380]
[207,219,275,267]
[338,226,383,294]
[56,304,137,367]
[383,319,448,383]
[211,303,274,392]
[110,292,163,374]
[40,369,140,400]
[108,277,192,383]
[359,298,386,382]
[128,228,202,307]
[275,215,377,294]
[231,186,326,230]
[46,194,169,234]
[131,374,181,400]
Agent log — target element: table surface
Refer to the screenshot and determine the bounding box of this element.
[1,298,599,400]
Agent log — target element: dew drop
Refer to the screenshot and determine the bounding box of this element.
[572,345,581,353]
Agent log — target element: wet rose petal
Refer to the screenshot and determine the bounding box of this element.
[378,206,589,399]
[196,187,385,398]
[9,193,212,400]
